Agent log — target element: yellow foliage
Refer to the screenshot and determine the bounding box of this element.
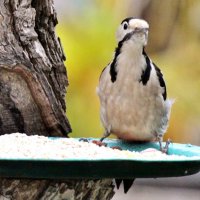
[55,0,200,145]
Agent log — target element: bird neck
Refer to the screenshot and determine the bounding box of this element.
[122,40,144,57]
[117,40,145,71]
[115,41,146,81]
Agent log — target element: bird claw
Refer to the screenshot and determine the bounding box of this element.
[92,140,107,147]
[159,139,171,154]
[79,138,108,147]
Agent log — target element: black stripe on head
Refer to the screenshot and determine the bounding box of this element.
[121,17,135,24]
[140,48,152,85]
[153,63,167,100]
[110,32,134,82]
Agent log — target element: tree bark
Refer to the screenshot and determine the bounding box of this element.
[0,179,115,200]
[0,0,71,136]
[0,0,115,199]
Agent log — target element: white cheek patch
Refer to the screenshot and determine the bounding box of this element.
[116,19,149,42]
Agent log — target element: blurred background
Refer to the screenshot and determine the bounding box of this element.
[54,0,200,145]
[54,1,200,199]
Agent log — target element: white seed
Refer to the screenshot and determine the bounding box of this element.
[0,133,199,160]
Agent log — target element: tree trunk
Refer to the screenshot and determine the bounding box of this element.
[0,0,115,199]
[0,179,115,200]
[0,0,71,136]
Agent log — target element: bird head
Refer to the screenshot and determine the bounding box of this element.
[116,18,149,46]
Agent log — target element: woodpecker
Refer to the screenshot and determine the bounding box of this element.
[96,17,173,193]
[97,17,173,152]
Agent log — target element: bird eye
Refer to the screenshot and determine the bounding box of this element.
[123,22,128,30]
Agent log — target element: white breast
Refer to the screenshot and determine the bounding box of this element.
[97,42,172,141]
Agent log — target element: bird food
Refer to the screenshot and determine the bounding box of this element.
[0,133,199,160]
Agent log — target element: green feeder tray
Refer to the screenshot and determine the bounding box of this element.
[0,138,199,179]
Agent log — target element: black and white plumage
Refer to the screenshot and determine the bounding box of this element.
[97,18,173,148]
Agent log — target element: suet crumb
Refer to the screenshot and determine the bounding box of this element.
[0,133,198,160]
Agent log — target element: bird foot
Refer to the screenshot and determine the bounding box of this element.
[159,139,171,154]
[91,129,111,147]
[79,138,108,147]
[92,140,107,147]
